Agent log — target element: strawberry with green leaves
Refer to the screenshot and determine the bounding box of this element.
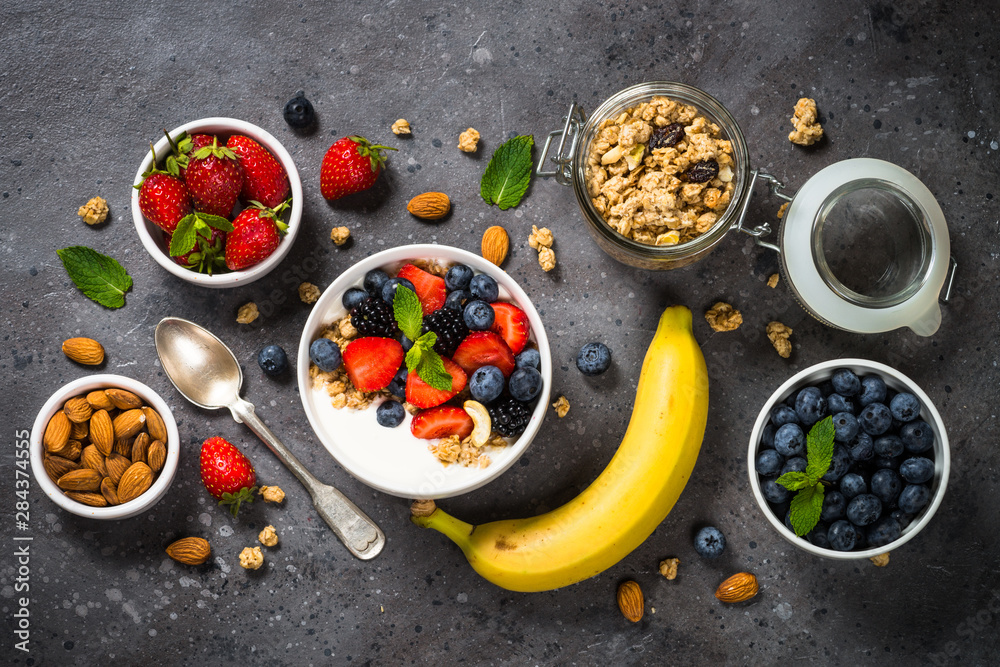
[199,437,257,517]
[224,201,289,271]
[320,136,396,200]
[226,134,290,208]
[136,145,192,233]
[162,130,215,180]
[164,228,227,275]
[186,137,244,217]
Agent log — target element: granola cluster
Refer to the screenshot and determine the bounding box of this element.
[788,98,823,146]
[766,321,794,358]
[528,225,556,272]
[585,96,736,246]
[428,432,508,468]
[705,302,743,332]
[77,196,109,225]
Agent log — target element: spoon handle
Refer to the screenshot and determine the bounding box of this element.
[229,398,386,560]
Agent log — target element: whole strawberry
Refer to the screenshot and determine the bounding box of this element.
[199,437,257,517]
[136,152,193,233]
[225,201,289,270]
[226,135,290,208]
[163,131,214,180]
[163,228,227,275]
[186,137,243,217]
[320,136,396,200]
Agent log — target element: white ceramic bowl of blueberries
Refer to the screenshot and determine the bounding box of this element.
[297,244,552,499]
[748,359,950,559]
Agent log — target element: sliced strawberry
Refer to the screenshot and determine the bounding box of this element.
[343,337,405,392]
[490,302,531,355]
[410,406,474,440]
[452,331,516,377]
[405,357,467,409]
[397,264,446,314]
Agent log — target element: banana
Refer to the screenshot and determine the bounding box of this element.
[411,305,709,592]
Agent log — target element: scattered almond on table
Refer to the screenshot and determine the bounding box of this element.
[407,192,451,220]
[715,572,759,603]
[166,537,212,565]
[617,580,644,622]
[62,337,105,365]
[481,225,509,266]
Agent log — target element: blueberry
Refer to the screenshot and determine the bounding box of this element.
[889,392,921,422]
[508,367,543,402]
[309,338,342,372]
[827,520,858,551]
[783,510,795,532]
[858,375,887,407]
[859,402,892,436]
[840,473,867,499]
[891,509,914,529]
[445,264,474,291]
[848,432,874,462]
[831,368,861,396]
[867,516,902,548]
[900,420,934,453]
[257,345,288,376]
[387,367,408,399]
[846,493,882,527]
[871,469,903,505]
[832,412,860,443]
[381,277,416,304]
[469,274,499,302]
[781,456,807,476]
[821,445,851,483]
[756,449,785,477]
[376,400,406,428]
[773,423,805,457]
[827,393,856,415]
[898,484,932,514]
[469,365,505,404]
[400,335,414,352]
[818,380,836,397]
[874,455,901,470]
[873,434,904,458]
[283,94,315,129]
[761,423,776,449]
[693,526,726,559]
[576,342,612,376]
[762,479,790,503]
[342,287,369,311]
[770,404,799,427]
[444,289,469,312]
[807,522,831,549]
[363,269,390,295]
[515,348,541,370]
[899,457,934,484]
[795,386,828,425]
[853,527,868,551]
[821,491,847,522]
[463,300,495,330]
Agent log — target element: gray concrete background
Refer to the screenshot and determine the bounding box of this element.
[2,0,999,664]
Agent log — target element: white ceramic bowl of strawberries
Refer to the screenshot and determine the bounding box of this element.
[297,245,552,499]
[131,117,303,288]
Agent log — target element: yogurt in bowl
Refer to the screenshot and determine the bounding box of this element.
[297,245,552,499]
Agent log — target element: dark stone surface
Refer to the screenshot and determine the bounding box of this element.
[2,1,998,664]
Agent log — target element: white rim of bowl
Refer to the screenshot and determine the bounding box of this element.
[130,117,303,288]
[30,374,181,519]
[747,358,950,559]
[297,244,552,498]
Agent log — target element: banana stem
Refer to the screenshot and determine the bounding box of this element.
[411,508,474,548]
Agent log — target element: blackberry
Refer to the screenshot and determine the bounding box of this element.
[488,398,532,438]
[422,308,469,357]
[351,297,398,337]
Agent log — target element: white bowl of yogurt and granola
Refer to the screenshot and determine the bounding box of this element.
[297,245,552,499]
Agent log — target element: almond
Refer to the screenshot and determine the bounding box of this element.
[117,462,153,504]
[69,419,89,441]
[113,408,146,440]
[100,477,120,506]
[43,411,71,453]
[80,444,109,476]
[86,389,115,411]
[131,432,151,464]
[481,225,509,266]
[63,396,93,423]
[114,435,133,457]
[65,491,108,507]
[165,537,212,566]
[407,192,451,220]
[147,440,167,473]
[62,337,105,365]
[105,388,142,410]
[57,468,102,492]
[105,453,131,485]
[617,580,644,622]
[50,439,82,462]
[90,409,114,456]
[44,455,80,482]
[143,406,167,442]
[714,572,759,603]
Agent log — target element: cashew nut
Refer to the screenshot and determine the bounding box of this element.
[463,400,492,447]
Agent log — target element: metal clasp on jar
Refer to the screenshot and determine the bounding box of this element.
[536,102,587,186]
[731,170,794,253]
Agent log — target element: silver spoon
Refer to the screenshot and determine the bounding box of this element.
[154,316,385,560]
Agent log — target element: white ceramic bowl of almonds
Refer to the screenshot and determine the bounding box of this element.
[30,374,180,519]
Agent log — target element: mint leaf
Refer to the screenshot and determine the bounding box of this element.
[198,213,234,232]
[805,415,835,482]
[789,482,825,537]
[393,285,424,341]
[169,215,198,256]
[56,246,132,309]
[776,471,811,492]
[480,135,534,210]
[404,332,453,392]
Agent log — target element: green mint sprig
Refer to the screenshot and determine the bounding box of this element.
[392,285,453,392]
[169,212,234,256]
[776,415,835,537]
[480,134,534,210]
[56,246,133,309]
